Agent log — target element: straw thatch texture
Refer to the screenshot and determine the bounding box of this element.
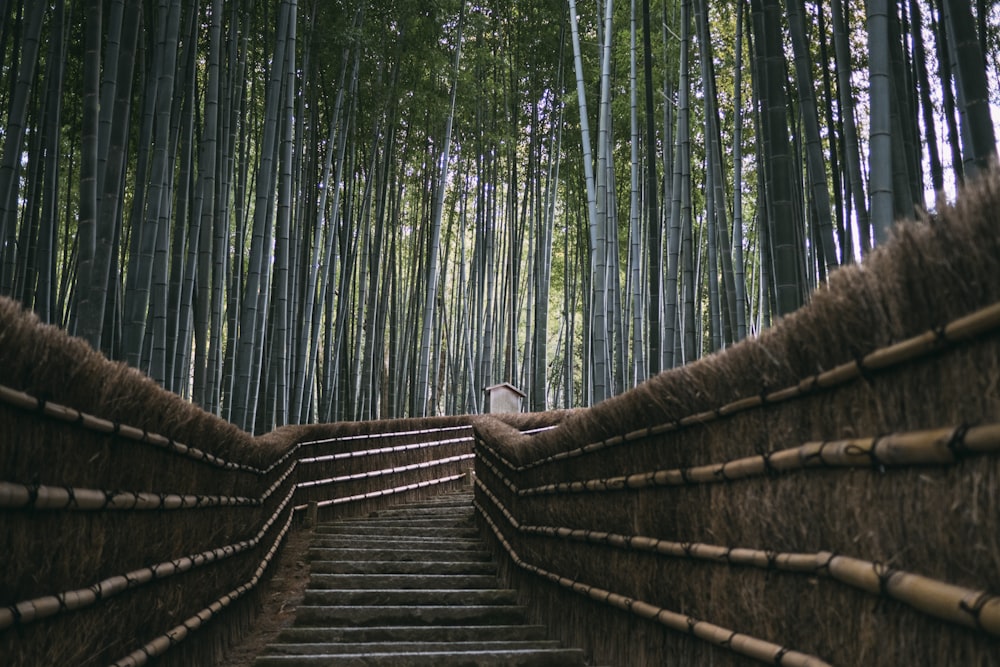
[475,173,1000,665]
[0,299,483,666]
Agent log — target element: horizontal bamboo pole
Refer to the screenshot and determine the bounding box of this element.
[0,485,297,630]
[294,472,466,512]
[0,384,264,475]
[822,553,1000,636]
[109,508,295,667]
[0,458,298,512]
[514,422,998,496]
[297,453,474,490]
[475,476,1000,638]
[299,424,473,447]
[298,435,474,465]
[517,300,1000,471]
[0,481,257,511]
[474,493,830,667]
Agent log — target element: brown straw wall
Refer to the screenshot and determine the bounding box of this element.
[0,300,478,666]
[475,173,1000,665]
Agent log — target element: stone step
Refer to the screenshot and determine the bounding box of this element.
[309,559,496,576]
[302,588,519,606]
[307,573,500,590]
[310,535,486,550]
[253,491,588,667]
[328,516,475,528]
[313,524,480,538]
[365,505,473,518]
[263,640,563,656]
[275,624,550,644]
[253,648,587,666]
[295,604,529,627]
[307,547,492,562]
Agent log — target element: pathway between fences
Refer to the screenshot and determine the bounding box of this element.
[253,489,591,666]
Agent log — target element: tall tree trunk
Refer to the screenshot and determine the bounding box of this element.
[641,0,662,376]
[74,0,102,343]
[785,0,839,270]
[35,0,68,325]
[868,0,895,243]
[942,0,997,177]
[415,2,464,416]
[628,0,644,383]
[0,0,45,293]
[752,0,804,316]
[732,0,748,340]
[231,0,291,431]
[663,0,688,369]
[121,0,181,373]
[909,0,944,194]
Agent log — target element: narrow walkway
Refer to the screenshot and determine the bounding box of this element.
[252,490,588,666]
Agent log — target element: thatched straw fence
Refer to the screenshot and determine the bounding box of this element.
[5,175,1000,666]
[475,174,1000,665]
[0,298,565,666]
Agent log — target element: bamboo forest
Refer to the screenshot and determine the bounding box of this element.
[0,0,997,432]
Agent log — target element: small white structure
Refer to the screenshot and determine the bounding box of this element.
[484,382,525,414]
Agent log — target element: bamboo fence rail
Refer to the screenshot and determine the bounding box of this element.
[475,468,1000,637]
[0,452,299,512]
[474,490,832,667]
[0,384,264,474]
[298,434,474,464]
[518,300,1000,472]
[2,384,475,665]
[296,472,469,512]
[108,509,295,667]
[1,485,297,630]
[504,422,1000,496]
[297,453,474,490]
[298,424,472,446]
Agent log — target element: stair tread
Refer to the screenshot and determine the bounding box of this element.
[254,648,586,667]
[255,492,586,667]
[264,640,564,655]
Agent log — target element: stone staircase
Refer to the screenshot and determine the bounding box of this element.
[253,490,588,666]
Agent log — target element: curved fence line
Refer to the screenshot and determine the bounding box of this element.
[521,425,558,435]
[297,472,467,512]
[514,422,1000,496]
[0,384,265,475]
[473,493,831,667]
[0,481,258,511]
[299,425,472,447]
[1,485,297,631]
[0,456,299,512]
[3,428,469,638]
[299,436,474,464]
[297,454,474,490]
[108,509,295,667]
[475,475,1000,637]
[520,300,1000,471]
